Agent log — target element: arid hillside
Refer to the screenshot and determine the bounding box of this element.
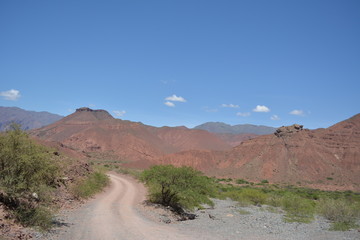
[31,108,360,190]
[157,114,360,191]
[214,133,258,147]
[31,107,232,163]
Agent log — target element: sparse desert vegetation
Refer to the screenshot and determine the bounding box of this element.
[0,125,109,234]
[216,179,360,230]
[0,124,59,230]
[138,165,360,231]
[71,170,109,199]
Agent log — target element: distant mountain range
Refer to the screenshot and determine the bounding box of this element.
[28,106,360,191]
[0,106,63,131]
[194,122,276,135]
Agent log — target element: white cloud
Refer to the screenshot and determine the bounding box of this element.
[113,110,126,117]
[271,115,280,120]
[290,110,305,116]
[236,112,251,117]
[253,105,270,112]
[165,94,186,102]
[164,101,175,107]
[221,104,239,108]
[0,89,21,101]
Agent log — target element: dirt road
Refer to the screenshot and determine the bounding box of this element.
[53,173,193,240]
[48,173,359,240]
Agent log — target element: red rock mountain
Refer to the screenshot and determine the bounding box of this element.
[156,114,360,191]
[31,107,232,164]
[31,108,360,190]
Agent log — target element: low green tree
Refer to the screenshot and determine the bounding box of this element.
[140,165,215,211]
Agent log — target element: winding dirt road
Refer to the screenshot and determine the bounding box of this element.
[54,173,193,240]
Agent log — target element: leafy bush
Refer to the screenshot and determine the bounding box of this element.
[72,171,109,199]
[0,125,59,229]
[140,165,216,211]
[0,125,59,196]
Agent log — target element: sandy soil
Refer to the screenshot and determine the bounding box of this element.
[48,173,194,240]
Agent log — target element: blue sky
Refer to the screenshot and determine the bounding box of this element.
[1,0,359,129]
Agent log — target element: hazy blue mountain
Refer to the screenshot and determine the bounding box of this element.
[0,106,63,131]
[194,122,276,135]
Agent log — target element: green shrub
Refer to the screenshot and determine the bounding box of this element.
[15,205,53,231]
[116,167,142,179]
[317,198,359,231]
[222,188,267,206]
[0,125,59,229]
[330,221,359,231]
[240,188,267,205]
[140,165,216,211]
[281,193,315,223]
[0,125,59,196]
[72,171,109,199]
[261,179,269,184]
[236,179,249,184]
[266,193,283,207]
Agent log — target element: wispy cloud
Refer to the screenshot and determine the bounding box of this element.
[253,105,270,113]
[165,94,187,102]
[221,104,239,108]
[0,89,21,101]
[236,112,251,117]
[290,109,305,116]
[113,110,126,117]
[164,101,175,107]
[271,115,280,120]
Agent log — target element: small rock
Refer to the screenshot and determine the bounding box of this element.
[32,192,39,200]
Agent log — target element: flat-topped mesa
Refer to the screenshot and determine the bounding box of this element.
[75,107,107,113]
[274,124,303,137]
[74,107,114,120]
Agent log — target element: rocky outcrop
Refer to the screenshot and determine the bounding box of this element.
[274,124,304,137]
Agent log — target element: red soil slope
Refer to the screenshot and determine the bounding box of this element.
[156,114,360,191]
[214,133,258,147]
[31,108,232,163]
